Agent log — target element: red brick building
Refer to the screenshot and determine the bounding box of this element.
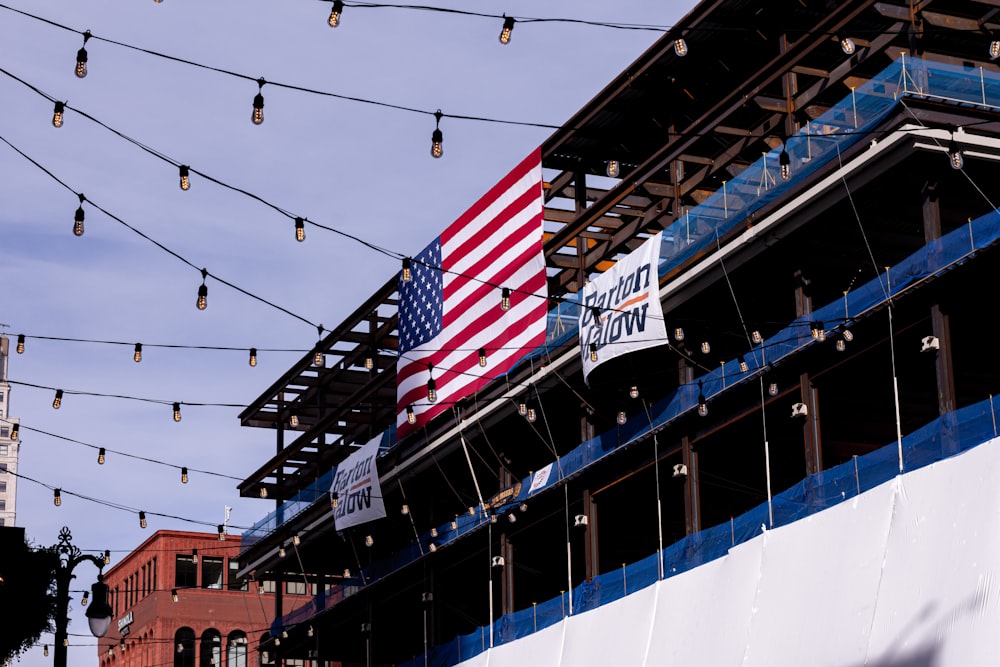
[97,530,309,667]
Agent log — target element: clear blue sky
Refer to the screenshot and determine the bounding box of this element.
[0,1,683,663]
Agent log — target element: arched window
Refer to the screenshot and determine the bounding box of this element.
[227,631,248,667]
[200,630,222,667]
[174,627,196,667]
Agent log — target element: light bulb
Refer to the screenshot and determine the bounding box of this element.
[308,626,314,638]
[218,525,226,541]
[279,545,286,557]
[589,343,598,362]
[450,517,458,530]
[173,402,182,422]
[364,351,374,370]
[674,327,685,341]
[252,92,264,125]
[44,646,49,657]
[406,405,416,424]
[181,466,188,483]
[74,206,85,236]
[501,287,511,311]
[53,389,63,409]
[98,448,106,465]
[431,127,443,158]
[401,504,409,515]
[365,535,373,547]
[139,511,147,528]
[331,492,339,508]
[518,397,528,416]
[328,0,344,27]
[177,643,183,653]
[779,148,791,181]
[10,423,18,440]
[260,486,268,498]
[427,378,437,403]
[842,329,854,342]
[738,356,749,373]
[179,165,190,191]
[674,38,688,57]
[606,160,620,178]
[292,534,300,546]
[700,341,711,354]
[197,283,207,311]
[82,591,89,606]
[991,40,1000,60]
[948,139,964,170]
[617,410,627,425]
[526,407,537,423]
[192,549,198,564]
[52,101,65,128]
[478,348,487,367]
[836,338,846,352]
[133,343,142,363]
[629,385,639,399]
[768,382,779,397]
[54,488,62,506]
[172,589,179,603]
[294,217,305,242]
[751,330,762,344]
[499,15,515,44]
[249,348,257,367]
[75,47,88,78]
[430,527,438,537]
[401,257,412,282]
[697,399,708,417]
[840,35,856,55]
[16,334,24,354]
[104,549,111,565]
[289,414,299,427]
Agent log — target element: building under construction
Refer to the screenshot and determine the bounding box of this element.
[236,1,1000,664]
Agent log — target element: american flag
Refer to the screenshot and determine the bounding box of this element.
[396,149,547,437]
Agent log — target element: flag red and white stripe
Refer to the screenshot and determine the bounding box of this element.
[396,149,547,437]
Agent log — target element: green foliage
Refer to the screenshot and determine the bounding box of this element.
[0,534,59,663]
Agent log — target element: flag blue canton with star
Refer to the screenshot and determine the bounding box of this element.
[399,240,443,354]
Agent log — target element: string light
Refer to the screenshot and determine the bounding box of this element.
[82,590,89,606]
[431,109,444,158]
[517,395,528,417]
[9,423,18,440]
[401,257,412,282]
[54,488,62,506]
[673,327,685,342]
[52,101,65,128]
[252,79,265,125]
[196,269,208,311]
[700,341,711,354]
[526,405,537,423]
[133,343,142,363]
[279,545,286,558]
[289,414,299,427]
[499,15,515,44]
[616,410,627,425]
[406,405,416,424]
[427,377,437,403]
[738,356,749,373]
[501,287,511,311]
[43,646,48,657]
[139,511,147,528]
[364,349,375,370]
[331,492,339,508]
[697,381,708,417]
[75,31,90,78]
[104,549,111,565]
[842,329,854,342]
[948,134,964,170]
[98,447,106,465]
[629,385,639,399]
[52,389,63,409]
[173,402,182,422]
[606,159,621,178]
[779,145,791,181]
[295,217,305,242]
[751,330,763,344]
[192,549,198,564]
[589,342,598,362]
[16,334,24,354]
[313,324,325,367]
[172,589,179,603]
[249,348,258,367]
[673,38,688,57]
[990,36,1000,60]
[838,33,856,55]
[217,524,226,541]
[292,534,300,546]
[179,165,190,191]
[259,486,268,498]
[328,0,344,28]
[768,382,779,397]
[810,321,825,341]
[307,626,314,638]
[478,348,487,367]
[73,195,85,237]
[181,466,188,483]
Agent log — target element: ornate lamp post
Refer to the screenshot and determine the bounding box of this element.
[52,527,113,667]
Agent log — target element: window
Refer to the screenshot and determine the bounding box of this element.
[0,500,5,511]
[174,627,195,667]
[226,631,248,667]
[229,560,247,591]
[0,428,7,440]
[259,579,276,594]
[202,557,224,589]
[0,463,7,474]
[0,481,6,493]
[0,444,7,456]
[175,555,197,588]
[200,631,221,667]
[0,518,4,526]
[286,580,307,595]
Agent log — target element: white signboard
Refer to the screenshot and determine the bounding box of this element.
[579,232,667,382]
[329,436,386,530]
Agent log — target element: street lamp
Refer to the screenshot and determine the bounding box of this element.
[52,527,112,667]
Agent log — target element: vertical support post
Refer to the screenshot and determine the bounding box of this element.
[679,360,702,534]
[794,270,822,475]
[922,183,956,417]
[500,532,514,615]
[574,167,588,292]
[582,490,598,583]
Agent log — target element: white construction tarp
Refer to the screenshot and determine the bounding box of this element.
[457,437,1000,666]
